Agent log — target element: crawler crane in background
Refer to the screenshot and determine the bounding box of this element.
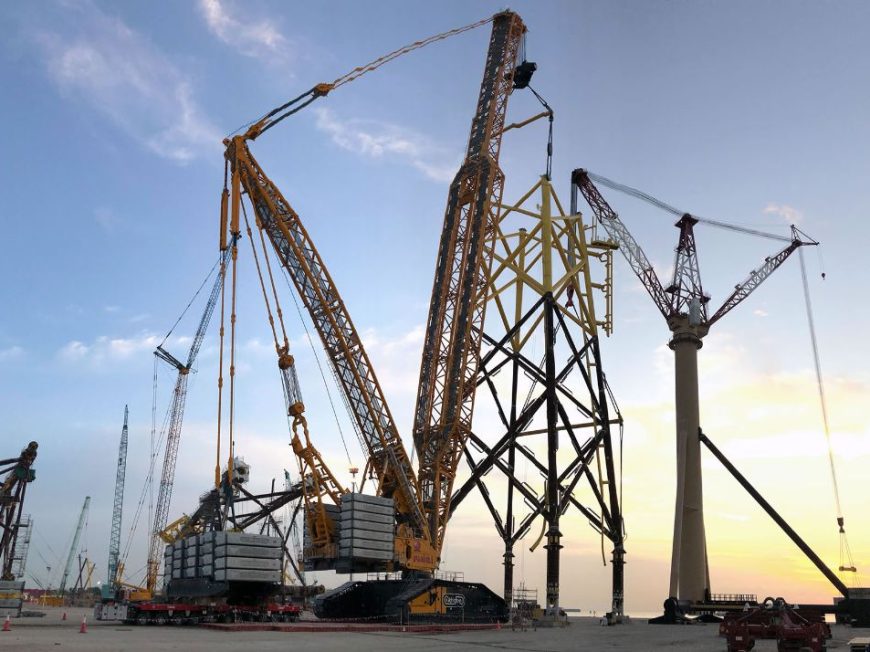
[142,243,233,598]
[102,406,129,601]
[221,10,529,621]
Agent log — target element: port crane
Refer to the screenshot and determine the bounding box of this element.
[571,169,818,604]
[103,406,129,600]
[219,10,528,620]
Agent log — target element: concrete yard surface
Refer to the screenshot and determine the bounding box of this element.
[2,606,869,650]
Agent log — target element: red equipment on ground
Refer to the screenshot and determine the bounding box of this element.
[719,597,831,652]
[125,601,301,625]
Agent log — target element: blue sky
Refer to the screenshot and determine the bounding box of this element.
[1,0,869,612]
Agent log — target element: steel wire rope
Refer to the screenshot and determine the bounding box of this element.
[31,545,53,580]
[328,15,494,91]
[284,274,362,466]
[240,200,310,450]
[148,353,156,570]
[275,263,356,469]
[798,247,857,579]
[240,206,284,353]
[117,249,226,580]
[158,259,220,347]
[526,85,553,181]
[119,359,174,576]
[25,572,44,590]
[586,172,793,243]
[31,524,61,566]
[250,205,292,349]
[31,528,62,588]
[229,14,495,138]
[121,264,207,577]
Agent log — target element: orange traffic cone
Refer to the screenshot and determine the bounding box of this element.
[2,615,10,632]
[79,616,87,633]
[62,611,67,621]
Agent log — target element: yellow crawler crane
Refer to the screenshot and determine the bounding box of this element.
[219,11,530,622]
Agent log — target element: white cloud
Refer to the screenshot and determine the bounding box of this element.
[57,332,191,368]
[359,324,425,401]
[313,108,459,183]
[763,203,804,225]
[199,0,292,65]
[754,308,769,317]
[59,340,89,362]
[0,346,24,361]
[35,1,221,163]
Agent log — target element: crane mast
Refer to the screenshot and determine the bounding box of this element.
[59,496,90,595]
[413,10,525,553]
[145,246,231,594]
[106,406,129,594]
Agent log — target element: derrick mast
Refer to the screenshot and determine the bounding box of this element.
[413,9,526,554]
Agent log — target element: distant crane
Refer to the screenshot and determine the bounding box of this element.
[73,554,96,592]
[104,406,129,600]
[0,442,38,581]
[144,244,232,596]
[59,496,90,596]
[572,169,817,603]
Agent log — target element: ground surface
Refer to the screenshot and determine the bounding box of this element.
[1,606,867,650]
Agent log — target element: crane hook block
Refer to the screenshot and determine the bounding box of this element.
[278,353,295,369]
[513,60,537,89]
[288,401,305,417]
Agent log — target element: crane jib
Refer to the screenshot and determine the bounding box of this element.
[230,140,428,540]
[413,11,526,552]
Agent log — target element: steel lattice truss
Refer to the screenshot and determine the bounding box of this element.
[107,406,129,589]
[413,11,525,552]
[145,245,230,593]
[571,169,815,330]
[0,442,37,581]
[448,178,626,617]
[227,138,426,539]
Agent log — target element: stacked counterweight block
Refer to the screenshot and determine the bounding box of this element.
[164,531,282,586]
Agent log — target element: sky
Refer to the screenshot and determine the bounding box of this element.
[1,0,869,615]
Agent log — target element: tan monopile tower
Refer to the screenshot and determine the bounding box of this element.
[572,170,815,603]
